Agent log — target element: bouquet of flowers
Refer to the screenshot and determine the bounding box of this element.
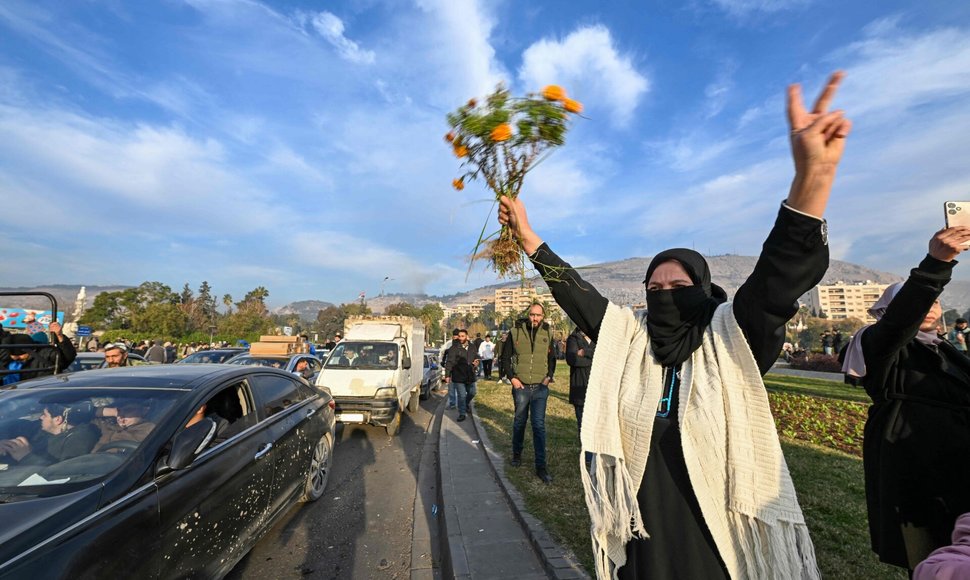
[446,84,582,278]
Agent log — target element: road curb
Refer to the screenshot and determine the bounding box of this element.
[469,406,590,580]
[411,395,446,580]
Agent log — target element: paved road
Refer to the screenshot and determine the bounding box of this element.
[227,394,441,580]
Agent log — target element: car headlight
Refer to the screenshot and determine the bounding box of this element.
[375,387,397,398]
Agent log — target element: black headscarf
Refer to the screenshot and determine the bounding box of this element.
[643,248,728,367]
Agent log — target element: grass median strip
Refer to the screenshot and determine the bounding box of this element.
[472,366,903,579]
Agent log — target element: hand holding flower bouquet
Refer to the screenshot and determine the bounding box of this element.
[446,84,582,278]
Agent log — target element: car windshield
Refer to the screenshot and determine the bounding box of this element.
[179,350,244,364]
[325,342,399,369]
[227,356,289,369]
[0,388,182,497]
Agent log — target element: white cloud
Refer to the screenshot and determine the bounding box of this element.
[645,134,738,173]
[708,0,810,18]
[411,0,507,102]
[703,60,737,119]
[518,25,648,127]
[305,11,375,65]
[833,19,970,120]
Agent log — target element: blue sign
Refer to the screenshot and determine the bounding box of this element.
[76,326,93,337]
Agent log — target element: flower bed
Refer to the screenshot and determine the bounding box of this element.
[768,391,867,456]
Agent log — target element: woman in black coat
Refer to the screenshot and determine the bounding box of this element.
[843,226,970,571]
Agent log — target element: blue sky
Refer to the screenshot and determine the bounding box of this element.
[2,0,969,307]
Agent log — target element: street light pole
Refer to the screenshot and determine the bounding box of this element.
[380,276,392,297]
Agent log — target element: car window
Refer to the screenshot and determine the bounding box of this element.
[306,357,321,371]
[0,388,182,498]
[196,382,257,443]
[250,374,308,418]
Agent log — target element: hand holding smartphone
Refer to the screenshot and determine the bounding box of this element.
[945,201,970,245]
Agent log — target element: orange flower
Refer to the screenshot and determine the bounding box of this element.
[467,98,477,108]
[452,178,465,191]
[542,85,567,101]
[454,144,468,158]
[444,131,455,142]
[563,98,583,114]
[490,123,512,142]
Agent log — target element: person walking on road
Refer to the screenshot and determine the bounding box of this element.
[501,302,556,484]
[445,329,479,422]
[478,335,495,379]
[498,71,850,579]
[440,328,460,409]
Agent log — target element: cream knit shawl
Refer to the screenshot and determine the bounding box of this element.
[580,302,819,580]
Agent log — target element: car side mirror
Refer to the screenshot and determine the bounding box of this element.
[402,356,411,369]
[160,418,217,473]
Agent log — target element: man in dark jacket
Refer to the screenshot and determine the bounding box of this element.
[565,327,595,438]
[1,321,77,385]
[444,329,479,422]
[501,303,556,483]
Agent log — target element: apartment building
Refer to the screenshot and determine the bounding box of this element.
[804,281,890,323]
[493,286,554,316]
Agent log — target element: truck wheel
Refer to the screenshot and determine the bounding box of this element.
[385,410,401,436]
[407,389,420,412]
[419,382,430,401]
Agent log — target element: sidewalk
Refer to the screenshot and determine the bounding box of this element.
[768,364,844,382]
[438,402,588,580]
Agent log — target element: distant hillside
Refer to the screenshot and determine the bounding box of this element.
[273,300,336,322]
[424,255,911,310]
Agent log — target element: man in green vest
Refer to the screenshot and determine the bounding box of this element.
[501,302,556,484]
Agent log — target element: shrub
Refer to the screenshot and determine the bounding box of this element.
[790,353,843,373]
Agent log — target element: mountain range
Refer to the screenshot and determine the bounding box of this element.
[5,254,970,322]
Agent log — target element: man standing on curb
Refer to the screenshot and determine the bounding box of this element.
[502,302,556,484]
[445,329,479,422]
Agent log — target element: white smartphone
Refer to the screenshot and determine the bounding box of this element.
[945,201,970,244]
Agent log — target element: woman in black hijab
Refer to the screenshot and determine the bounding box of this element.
[497,72,850,578]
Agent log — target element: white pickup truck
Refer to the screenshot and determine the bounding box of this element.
[315,316,424,436]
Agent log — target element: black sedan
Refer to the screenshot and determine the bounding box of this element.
[0,364,335,579]
[175,348,248,364]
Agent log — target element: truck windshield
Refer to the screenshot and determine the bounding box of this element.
[325,342,399,369]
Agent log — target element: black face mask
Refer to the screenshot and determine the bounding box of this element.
[643,249,727,367]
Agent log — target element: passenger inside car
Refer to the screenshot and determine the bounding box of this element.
[0,402,100,465]
[184,384,255,444]
[94,403,157,452]
[339,347,359,366]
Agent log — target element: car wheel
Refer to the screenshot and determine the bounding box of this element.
[419,382,430,400]
[302,433,333,502]
[385,409,401,436]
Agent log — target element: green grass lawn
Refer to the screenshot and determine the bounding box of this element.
[472,364,904,579]
[764,372,871,403]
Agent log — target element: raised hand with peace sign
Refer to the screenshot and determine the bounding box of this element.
[786,71,853,218]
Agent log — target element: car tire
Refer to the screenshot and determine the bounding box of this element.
[302,433,333,502]
[385,409,401,436]
[419,382,430,400]
[407,389,420,412]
